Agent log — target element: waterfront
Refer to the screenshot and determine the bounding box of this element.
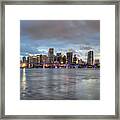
[20,68,100,100]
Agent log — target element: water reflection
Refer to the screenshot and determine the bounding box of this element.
[20,68,100,100]
[21,68,27,97]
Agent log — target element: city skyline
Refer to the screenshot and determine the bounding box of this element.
[20,48,99,63]
[20,48,100,69]
[20,20,100,61]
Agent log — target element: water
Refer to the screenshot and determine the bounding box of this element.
[20,68,100,100]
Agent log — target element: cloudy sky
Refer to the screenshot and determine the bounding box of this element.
[20,20,100,61]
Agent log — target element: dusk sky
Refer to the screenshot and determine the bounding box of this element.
[20,20,100,61]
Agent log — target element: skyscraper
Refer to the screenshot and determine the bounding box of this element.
[56,53,62,64]
[37,55,43,64]
[27,55,33,68]
[27,56,29,64]
[66,52,73,64]
[22,56,26,63]
[27,55,33,64]
[32,56,37,67]
[42,55,48,63]
[62,55,67,64]
[87,51,94,65]
[48,48,54,63]
[73,54,77,64]
[94,59,100,68]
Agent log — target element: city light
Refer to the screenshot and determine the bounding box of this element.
[20,48,100,69]
[21,63,27,68]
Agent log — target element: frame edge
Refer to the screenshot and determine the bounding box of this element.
[0,0,119,119]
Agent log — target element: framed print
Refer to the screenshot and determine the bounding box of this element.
[0,0,119,119]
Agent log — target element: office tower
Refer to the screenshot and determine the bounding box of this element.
[37,55,40,64]
[32,56,37,67]
[66,52,73,64]
[48,48,54,63]
[94,59,100,64]
[42,55,48,64]
[94,59,100,68]
[56,53,62,64]
[22,56,26,63]
[40,55,43,64]
[87,51,94,65]
[73,54,77,64]
[27,55,33,68]
[62,55,67,64]
[54,55,57,62]
[32,56,37,64]
[37,55,43,64]
[27,56,31,64]
[27,56,29,64]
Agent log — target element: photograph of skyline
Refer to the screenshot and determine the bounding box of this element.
[20,20,100,100]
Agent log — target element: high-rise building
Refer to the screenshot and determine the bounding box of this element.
[32,56,37,67]
[27,55,33,68]
[56,53,62,64]
[94,59,100,68]
[28,56,31,63]
[42,55,48,63]
[37,55,42,64]
[54,55,57,62]
[73,54,77,64]
[27,56,29,64]
[66,52,73,64]
[62,55,67,64]
[87,51,94,65]
[22,56,26,63]
[94,59,100,64]
[37,55,40,64]
[48,48,54,63]
[32,56,37,64]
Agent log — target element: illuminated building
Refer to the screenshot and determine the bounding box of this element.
[27,56,29,64]
[66,52,73,64]
[87,51,94,65]
[27,55,33,68]
[37,55,40,64]
[94,59,100,64]
[56,53,62,64]
[48,48,54,63]
[27,56,32,63]
[94,59,100,68]
[32,56,37,67]
[37,55,42,64]
[22,56,26,63]
[20,48,100,69]
[32,56,37,64]
[54,55,57,62]
[73,54,77,64]
[42,55,48,64]
[62,55,67,64]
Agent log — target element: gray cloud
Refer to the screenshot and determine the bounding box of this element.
[20,20,100,43]
[20,20,100,58]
